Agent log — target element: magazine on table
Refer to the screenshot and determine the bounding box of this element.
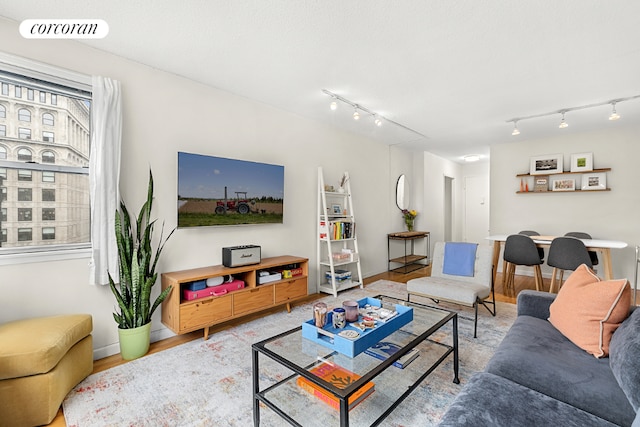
[365,340,420,369]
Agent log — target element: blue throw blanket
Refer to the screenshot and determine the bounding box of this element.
[442,242,478,277]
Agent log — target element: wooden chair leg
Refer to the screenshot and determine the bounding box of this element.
[533,265,542,291]
[549,268,558,293]
[559,270,565,290]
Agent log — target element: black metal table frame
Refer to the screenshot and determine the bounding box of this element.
[251,295,459,427]
[387,232,430,274]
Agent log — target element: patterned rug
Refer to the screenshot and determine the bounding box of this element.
[63,280,517,426]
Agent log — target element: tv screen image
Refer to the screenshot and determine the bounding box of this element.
[177,152,284,227]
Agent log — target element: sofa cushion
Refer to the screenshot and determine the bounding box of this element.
[485,314,636,426]
[610,308,640,412]
[548,264,630,358]
[0,314,92,380]
[438,372,618,427]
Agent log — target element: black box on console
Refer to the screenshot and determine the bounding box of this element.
[222,245,261,267]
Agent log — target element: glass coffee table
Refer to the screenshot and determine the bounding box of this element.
[252,295,458,427]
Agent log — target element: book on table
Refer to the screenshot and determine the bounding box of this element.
[296,361,375,410]
[365,341,420,369]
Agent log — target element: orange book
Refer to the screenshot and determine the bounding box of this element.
[296,361,375,410]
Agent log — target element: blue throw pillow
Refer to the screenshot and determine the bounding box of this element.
[610,307,640,411]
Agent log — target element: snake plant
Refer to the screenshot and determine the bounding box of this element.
[109,170,175,329]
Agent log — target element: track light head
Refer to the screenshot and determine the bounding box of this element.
[559,112,568,129]
[374,115,382,126]
[609,102,620,121]
[511,121,520,136]
[330,100,337,111]
[353,108,360,120]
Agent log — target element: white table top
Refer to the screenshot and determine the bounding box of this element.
[486,234,628,249]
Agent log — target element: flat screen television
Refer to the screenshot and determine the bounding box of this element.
[177,152,284,227]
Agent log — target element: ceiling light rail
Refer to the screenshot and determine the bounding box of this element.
[506,94,640,135]
[322,89,427,139]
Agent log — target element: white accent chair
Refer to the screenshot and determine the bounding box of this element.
[407,242,495,337]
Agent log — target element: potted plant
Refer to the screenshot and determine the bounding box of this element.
[108,170,175,360]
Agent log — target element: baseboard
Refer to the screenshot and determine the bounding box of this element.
[92,326,177,360]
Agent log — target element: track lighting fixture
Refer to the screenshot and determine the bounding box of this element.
[321,89,426,138]
[330,100,337,111]
[506,94,640,135]
[609,102,620,121]
[559,112,568,129]
[511,121,520,136]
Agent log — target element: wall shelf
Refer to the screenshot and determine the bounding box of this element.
[516,167,611,193]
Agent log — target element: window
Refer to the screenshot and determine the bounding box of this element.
[42,171,55,183]
[42,227,55,240]
[1,208,6,221]
[1,187,6,201]
[15,86,22,98]
[18,208,32,221]
[1,229,6,243]
[43,131,54,142]
[18,188,32,201]
[0,168,5,179]
[41,151,55,163]
[42,208,55,221]
[18,128,31,140]
[42,113,54,126]
[17,148,32,161]
[18,108,30,122]
[0,104,5,118]
[0,146,5,159]
[17,228,32,242]
[0,53,91,256]
[18,170,32,181]
[1,83,7,95]
[42,188,55,201]
[0,125,5,137]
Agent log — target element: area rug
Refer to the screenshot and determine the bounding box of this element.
[63,280,516,426]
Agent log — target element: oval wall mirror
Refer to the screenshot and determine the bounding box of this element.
[396,174,410,211]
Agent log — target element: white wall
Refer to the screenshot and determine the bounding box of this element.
[422,152,465,251]
[0,17,411,358]
[490,124,640,282]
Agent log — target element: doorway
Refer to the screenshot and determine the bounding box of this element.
[444,176,454,241]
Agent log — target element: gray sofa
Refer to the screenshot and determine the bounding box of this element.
[439,290,640,426]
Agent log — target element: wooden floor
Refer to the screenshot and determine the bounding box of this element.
[47,267,545,427]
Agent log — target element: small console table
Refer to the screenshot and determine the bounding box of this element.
[388,231,430,273]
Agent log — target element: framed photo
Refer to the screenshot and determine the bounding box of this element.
[331,204,343,214]
[530,154,563,175]
[581,172,607,191]
[552,178,575,192]
[570,152,593,172]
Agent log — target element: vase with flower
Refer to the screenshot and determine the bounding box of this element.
[402,209,418,232]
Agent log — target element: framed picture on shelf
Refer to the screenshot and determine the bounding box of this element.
[552,178,575,192]
[331,204,343,215]
[581,172,607,191]
[570,152,594,172]
[530,154,563,175]
[533,176,549,192]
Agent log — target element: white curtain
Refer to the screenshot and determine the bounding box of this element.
[88,76,122,286]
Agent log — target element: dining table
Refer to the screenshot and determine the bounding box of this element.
[486,235,628,286]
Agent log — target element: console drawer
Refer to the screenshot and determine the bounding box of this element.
[274,277,307,303]
[234,286,274,315]
[179,296,232,332]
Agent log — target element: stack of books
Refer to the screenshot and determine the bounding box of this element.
[297,361,375,410]
[365,341,420,369]
[325,269,352,285]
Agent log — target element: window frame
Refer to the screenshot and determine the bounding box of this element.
[0,52,92,264]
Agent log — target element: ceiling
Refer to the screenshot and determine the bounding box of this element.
[2,1,639,163]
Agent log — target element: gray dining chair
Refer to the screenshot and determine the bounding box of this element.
[564,232,599,267]
[503,234,544,295]
[547,236,593,293]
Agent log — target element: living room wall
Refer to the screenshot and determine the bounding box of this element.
[490,124,640,283]
[0,17,416,358]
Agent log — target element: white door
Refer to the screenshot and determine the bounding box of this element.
[464,175,490,244]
